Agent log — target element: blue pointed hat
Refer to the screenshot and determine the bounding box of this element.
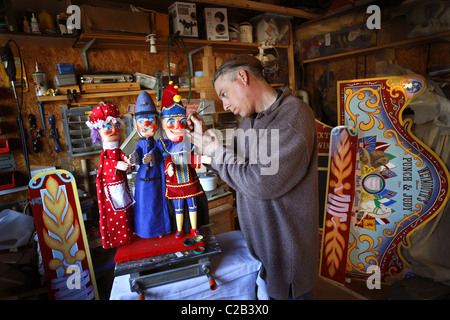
[161,81,186,119]
[135,91,157,118]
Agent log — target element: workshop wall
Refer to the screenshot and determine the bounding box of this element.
[0,44,192,202]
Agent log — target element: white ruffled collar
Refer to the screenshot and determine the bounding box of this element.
[103,141,119,150]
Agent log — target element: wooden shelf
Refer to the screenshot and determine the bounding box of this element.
[302,30,450,64]
[74,32,290,52]
[0,31,78,48]
[36,84,286,102]
[37,88,191,102]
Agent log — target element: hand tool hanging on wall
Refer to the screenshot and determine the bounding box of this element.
[0,39,31,179]
[28,114,41,153]
[36,101,47,132]
[154,70,163,103]
[48,114,60,153]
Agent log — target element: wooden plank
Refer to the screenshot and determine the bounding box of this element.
[194,0,324,19]
[81,82,141,93]
[287,21,295,91]
[37,84,287,102]
[0,32,77,48]
[302,30,450,64]
[74,33,289,51]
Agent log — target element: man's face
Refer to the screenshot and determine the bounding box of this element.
[99,121,120,142]
[214,73,253,117]
[162,116,187,142]
[136,116,157,138]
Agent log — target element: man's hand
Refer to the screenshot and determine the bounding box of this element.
[187,114,221,157]
[201,155,212,164]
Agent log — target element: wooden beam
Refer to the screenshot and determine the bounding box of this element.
[193,0,324,19]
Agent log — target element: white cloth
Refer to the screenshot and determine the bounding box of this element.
[103,141,119,150]
[104,181,134,211]
[109,230,264,300]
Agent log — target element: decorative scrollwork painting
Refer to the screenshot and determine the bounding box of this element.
[320,75,450,285]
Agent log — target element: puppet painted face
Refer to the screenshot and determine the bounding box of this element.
[162,116,187,143]
[99,121,120,143]
[136,116,157,138]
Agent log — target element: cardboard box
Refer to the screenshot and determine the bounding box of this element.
[81,5,151,34]
[169,2,198,38]
[151,11,170,39]
[204,7,229,41]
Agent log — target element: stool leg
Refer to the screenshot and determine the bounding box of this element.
[203,265,218,291]
[131,279,146,300]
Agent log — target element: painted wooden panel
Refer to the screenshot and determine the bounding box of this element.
[28,169,98,300]
[320,75,450,285]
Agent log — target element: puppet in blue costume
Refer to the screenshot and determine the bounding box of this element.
[129,91,171,238]
[157,82,209,240]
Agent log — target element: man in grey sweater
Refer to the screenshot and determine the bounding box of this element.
[187,55,319,300]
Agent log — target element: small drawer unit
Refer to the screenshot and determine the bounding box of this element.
[60,104,103,157]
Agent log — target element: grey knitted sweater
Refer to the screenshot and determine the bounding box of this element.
[211,88,319,299]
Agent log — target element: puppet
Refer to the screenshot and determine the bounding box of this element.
[129,91,171,238]
[86,103,134,249]
[157,82,207,240]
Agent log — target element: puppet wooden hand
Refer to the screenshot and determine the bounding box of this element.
[142,151,155,166]
[167,163,174,177]
[125,152,136,165]
[116,160,129,172]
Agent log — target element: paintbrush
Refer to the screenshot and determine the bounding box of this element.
[187,102,212,121]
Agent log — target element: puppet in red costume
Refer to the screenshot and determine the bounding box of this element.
[156,82,209,240]
[86,104,134,249]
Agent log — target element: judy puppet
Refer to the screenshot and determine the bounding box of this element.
[86,103,134,249]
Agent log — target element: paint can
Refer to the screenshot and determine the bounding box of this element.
[229,24,239,42]
[32,62,48,96]
[239,22,253,43]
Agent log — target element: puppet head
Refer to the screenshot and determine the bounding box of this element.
[135,91,158,138]
[161,81,187,143]
[86,103,124,144]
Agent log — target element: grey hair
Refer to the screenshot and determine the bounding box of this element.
[212,54,279,86]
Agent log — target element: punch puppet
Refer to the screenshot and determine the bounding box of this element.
[86,104,134,249]
[157,82,208,240]
[129,91,171,239]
